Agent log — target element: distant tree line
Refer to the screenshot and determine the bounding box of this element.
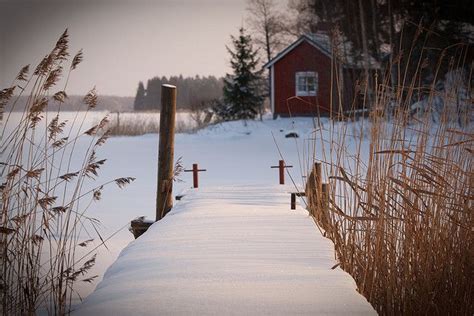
[134,75,224,111]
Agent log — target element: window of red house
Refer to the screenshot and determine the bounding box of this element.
[295,71,318,96]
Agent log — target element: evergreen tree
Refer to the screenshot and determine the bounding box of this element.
[216,27,264,121]
[133,81,146,111]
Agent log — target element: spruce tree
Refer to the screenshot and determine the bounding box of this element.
[133,81,146,111]
[216,27,264,121]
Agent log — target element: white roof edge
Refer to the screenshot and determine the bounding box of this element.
[263,34,381,70]
[263,35,332,69]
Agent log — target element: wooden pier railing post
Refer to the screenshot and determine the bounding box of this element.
[321,183,329,210]
[184,163,207,188]
[156,84,177,221]
[314,162,322,197]
[290,192,305,210]
[193,164,199,188]
[305,162,323,217]
[316,163,323,214]
[271,160,293,185]
[279,160,285,184]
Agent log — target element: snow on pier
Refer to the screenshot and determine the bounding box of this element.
[75,185,375,315]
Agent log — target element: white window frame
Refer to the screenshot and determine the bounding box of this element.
[295,71,318,96]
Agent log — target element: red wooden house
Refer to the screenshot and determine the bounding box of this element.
[264,33,379,118]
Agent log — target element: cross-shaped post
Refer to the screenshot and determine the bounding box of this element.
[184,163,207,188]
[270,160,293,185]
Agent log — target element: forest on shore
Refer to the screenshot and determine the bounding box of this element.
[133,75,224,111]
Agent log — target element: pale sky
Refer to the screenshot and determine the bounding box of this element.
[0,0,270,96]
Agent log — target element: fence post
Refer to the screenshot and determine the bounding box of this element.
[156,84,177,221]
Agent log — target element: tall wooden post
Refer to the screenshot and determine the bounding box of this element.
[156,84,176,221]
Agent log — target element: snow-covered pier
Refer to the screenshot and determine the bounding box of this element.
[75,185,375,315]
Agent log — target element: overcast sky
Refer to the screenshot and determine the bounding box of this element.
[0,0,271,96]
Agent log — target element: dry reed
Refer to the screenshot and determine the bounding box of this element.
[0,30,134,315]
[105,112,204,136]
[305,28,473,315]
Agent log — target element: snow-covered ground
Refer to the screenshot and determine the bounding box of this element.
[3,111,371,309]
[73,114,322,303]
[74,185,376,315]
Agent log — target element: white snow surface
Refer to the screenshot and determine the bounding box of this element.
[4,112,375,312]
[74,185,375,315]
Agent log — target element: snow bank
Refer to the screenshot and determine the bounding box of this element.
[75,185,375,315]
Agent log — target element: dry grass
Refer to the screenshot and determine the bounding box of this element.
[304,33,473,314]
[105,111,208,136]
[0,30,134,315]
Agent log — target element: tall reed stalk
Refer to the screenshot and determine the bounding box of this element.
[0,30,134,315]
[306,28,472,315]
